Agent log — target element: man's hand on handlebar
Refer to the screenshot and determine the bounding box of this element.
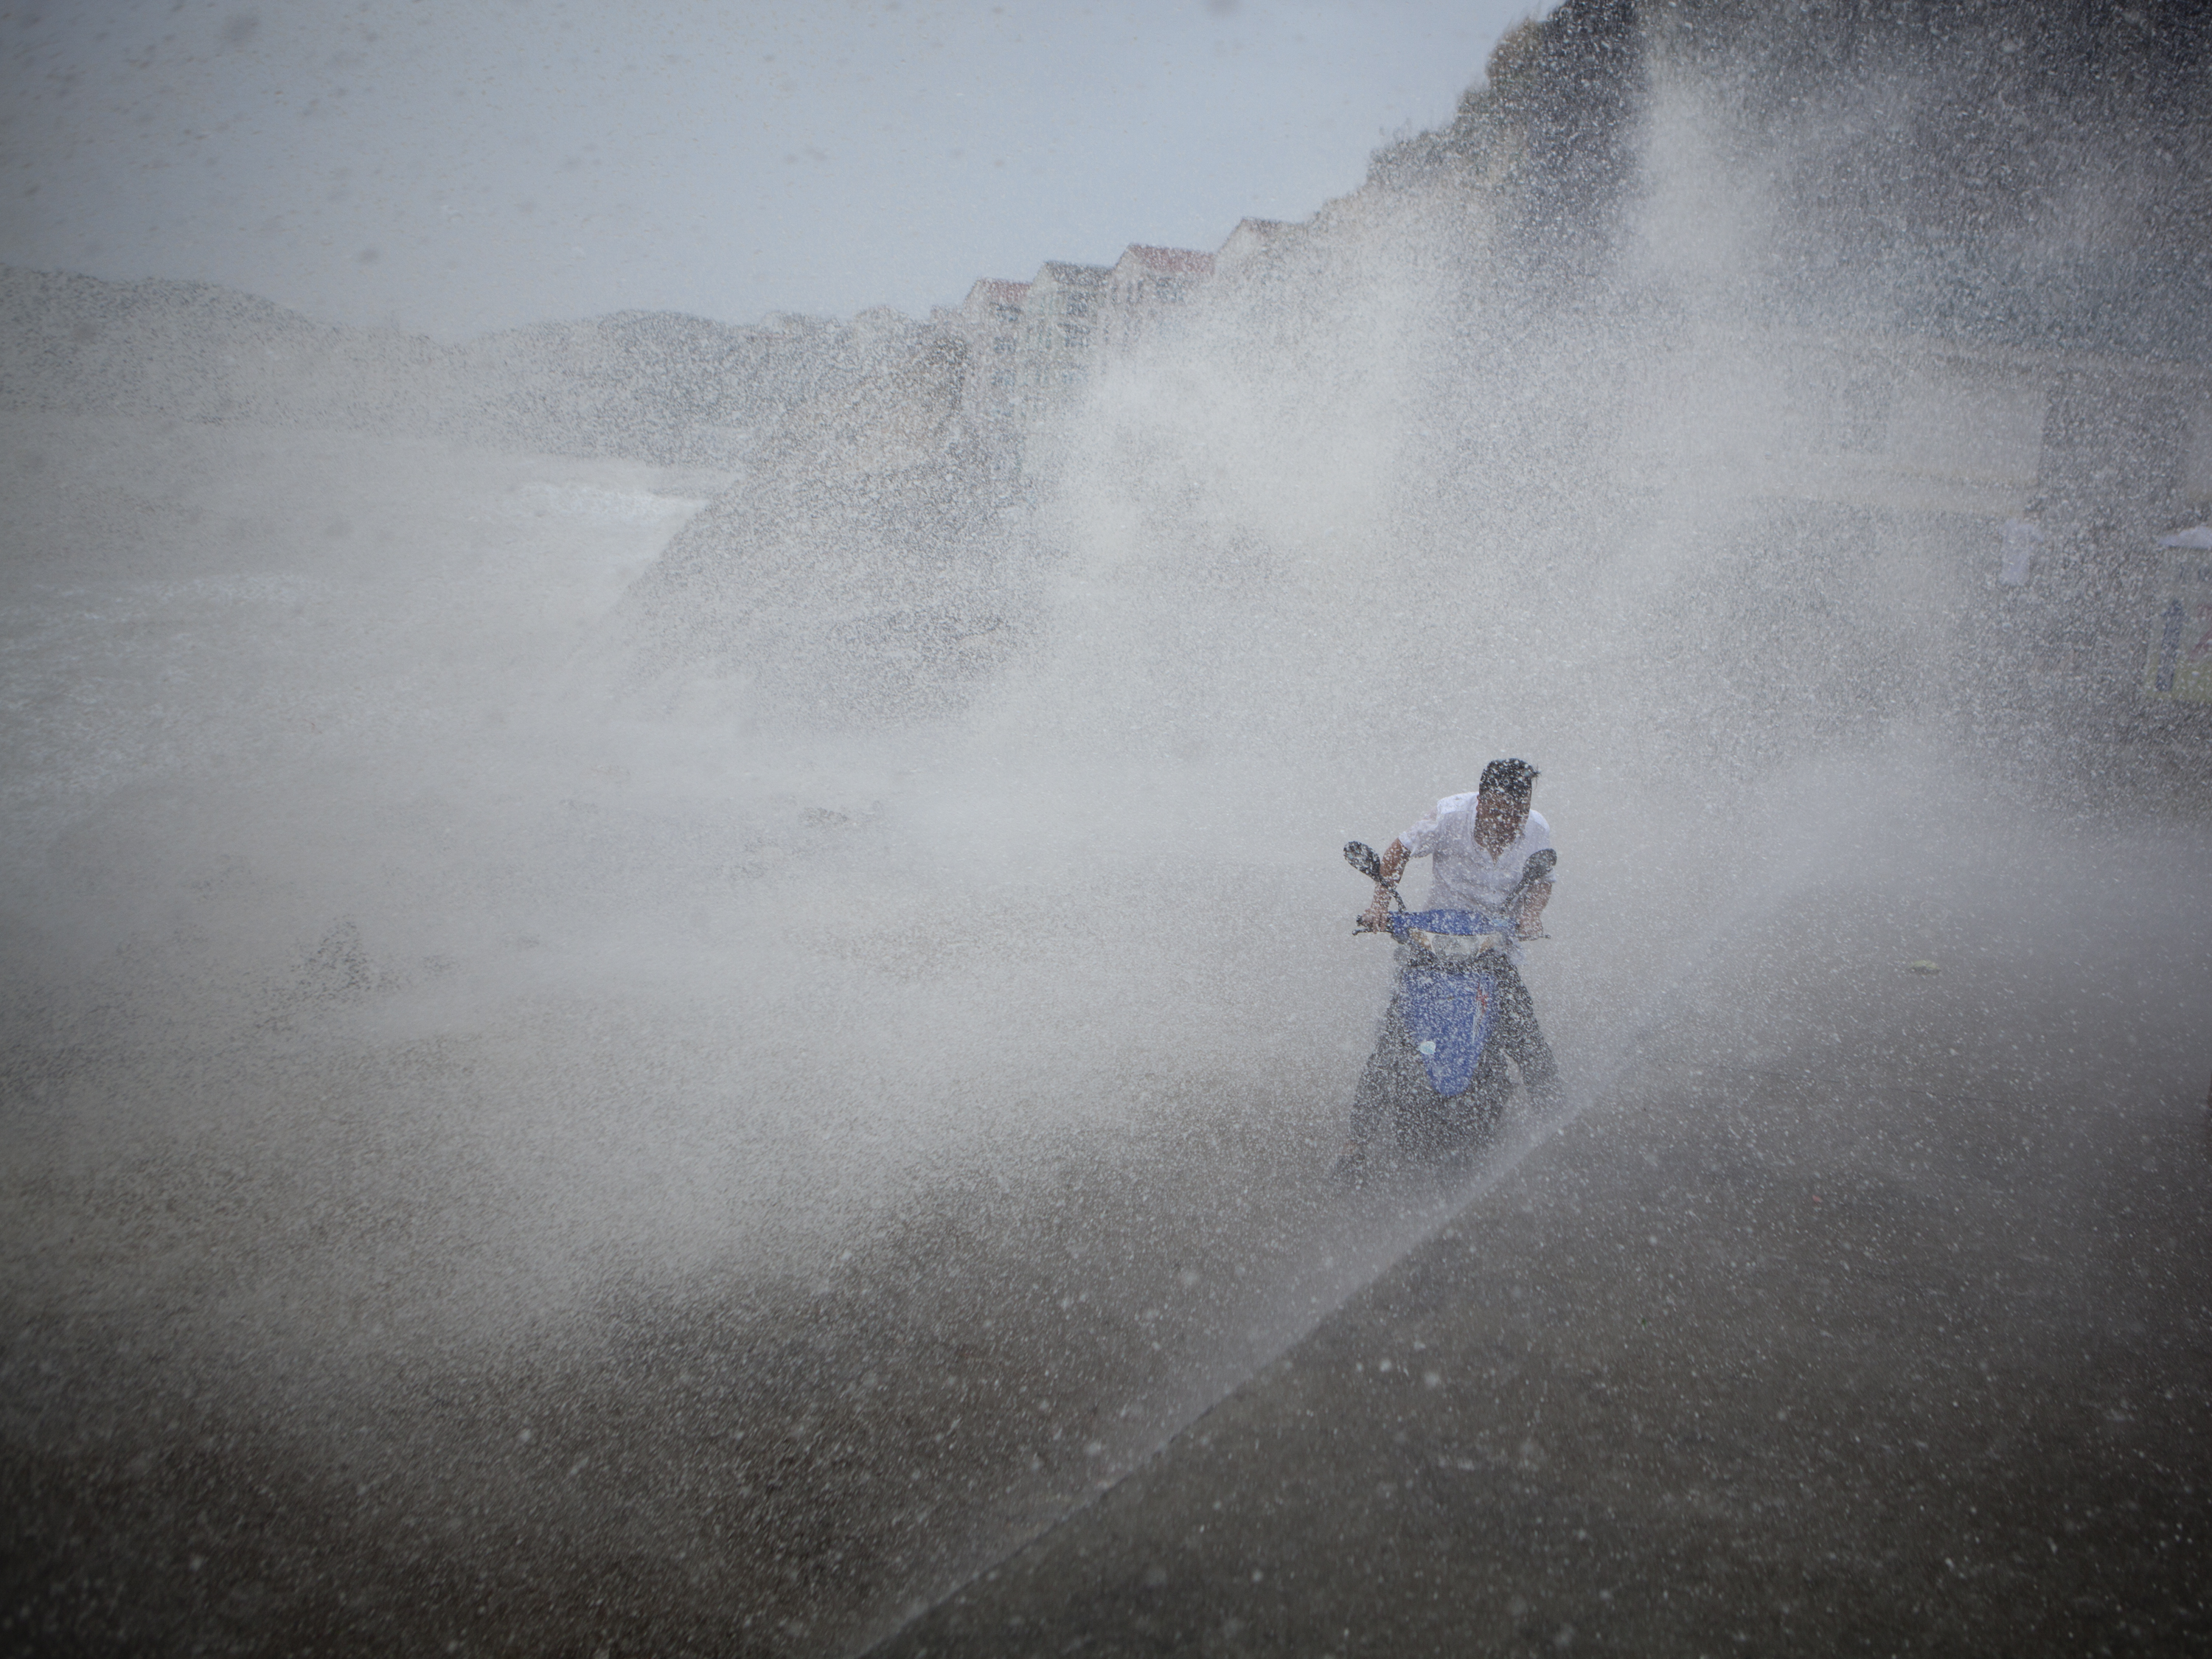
[1356,839,1411,934]
[1515,880,1554,939]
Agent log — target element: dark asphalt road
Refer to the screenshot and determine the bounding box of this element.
[882,985,2212,1655]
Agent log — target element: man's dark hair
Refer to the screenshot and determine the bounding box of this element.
[1479,757,1539,800]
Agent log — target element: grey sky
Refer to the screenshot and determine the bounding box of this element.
[0,1,1539,338]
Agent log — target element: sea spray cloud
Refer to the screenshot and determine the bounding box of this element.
[2,3,2207,1652]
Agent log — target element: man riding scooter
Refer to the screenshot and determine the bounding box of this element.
[1333,757,1559,1180]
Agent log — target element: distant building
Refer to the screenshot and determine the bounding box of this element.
[1017,262,1112,394]
[1103,245,1215,354]
[1213,218,1296,281]
[960,279,1028,341]
[956,278,1030,417]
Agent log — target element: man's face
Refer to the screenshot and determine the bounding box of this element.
[1475,788,1529,846]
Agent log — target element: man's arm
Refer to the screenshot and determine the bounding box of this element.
[1358,838,1410,931]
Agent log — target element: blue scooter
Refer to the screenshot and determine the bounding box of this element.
[1339,841,1556,1165]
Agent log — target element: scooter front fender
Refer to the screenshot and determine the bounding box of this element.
[1399,964,1500,1098]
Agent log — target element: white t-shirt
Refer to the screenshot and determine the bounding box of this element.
[1399,794,1555,967]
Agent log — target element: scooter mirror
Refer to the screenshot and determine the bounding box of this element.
[1520,848,1557,886]
[1343,841,1385,882]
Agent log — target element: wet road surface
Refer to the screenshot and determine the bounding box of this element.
[882,954,2212,1655]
